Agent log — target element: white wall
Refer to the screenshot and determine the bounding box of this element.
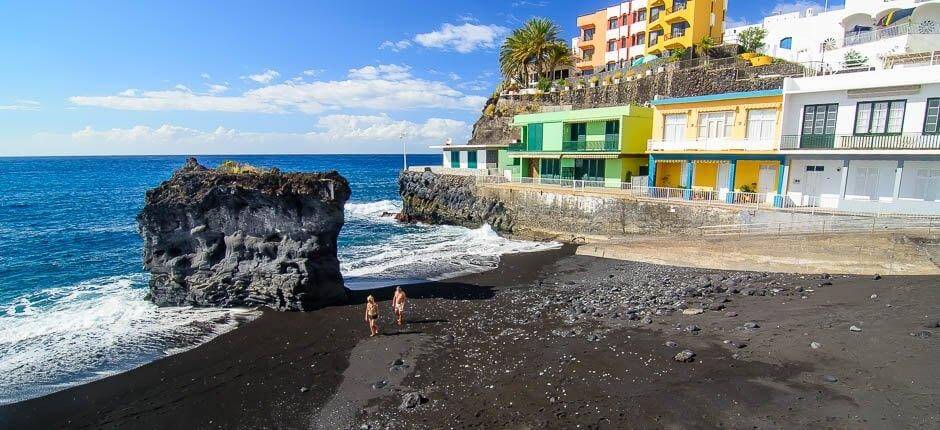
[899,160,940,200]
[781,69,940,136]
[787,159,845,202]
[724,0,940,70]
[844,159,898,200]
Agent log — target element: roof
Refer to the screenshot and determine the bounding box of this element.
[650,90,783,106]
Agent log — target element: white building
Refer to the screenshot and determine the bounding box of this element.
[430,143,506,175]
[779,65,940,214]
[724,0,940,71]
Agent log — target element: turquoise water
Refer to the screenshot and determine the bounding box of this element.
[0,155,556,404]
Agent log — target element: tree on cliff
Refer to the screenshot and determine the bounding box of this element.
[499,18,572,87]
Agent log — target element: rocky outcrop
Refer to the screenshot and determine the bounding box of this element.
[397,171,513,231]
[137,158,350,310]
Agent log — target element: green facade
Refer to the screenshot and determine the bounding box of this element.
[508,105,652,184]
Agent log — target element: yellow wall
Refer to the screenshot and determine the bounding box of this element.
[655,162,683,188]
[646,0,726,55]
[650,95,783,145]
[692,163,718,188]
[734,160,779,192]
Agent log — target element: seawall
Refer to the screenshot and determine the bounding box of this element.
[398,171,829,240]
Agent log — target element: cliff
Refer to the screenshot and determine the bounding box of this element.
[137,158,351,311]
[469,56,804,146]
[397,171,512,231]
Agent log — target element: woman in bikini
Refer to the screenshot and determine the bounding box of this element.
[365,295,379,336]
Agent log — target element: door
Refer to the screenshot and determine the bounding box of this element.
[528,159,538,178]
[802,165,825,205]
[758,165,777,194]
[717,163,731,196]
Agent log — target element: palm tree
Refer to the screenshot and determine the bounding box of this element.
[499,18,568,87]
[543,43,574,80]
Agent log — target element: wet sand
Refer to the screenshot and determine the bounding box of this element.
[2,245,938,429]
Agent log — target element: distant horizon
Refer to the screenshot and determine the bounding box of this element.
[0,152,442,159]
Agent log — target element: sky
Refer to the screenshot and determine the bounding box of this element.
[0,0,843,156]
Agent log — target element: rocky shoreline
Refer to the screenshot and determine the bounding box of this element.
[4,246,936,428]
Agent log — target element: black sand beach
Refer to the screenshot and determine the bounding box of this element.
[2,245,938,429]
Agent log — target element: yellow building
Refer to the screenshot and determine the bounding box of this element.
[572,0,726,74]
[645,0,726,56]
[646,90,785,200]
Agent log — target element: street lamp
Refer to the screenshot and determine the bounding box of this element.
[399,131,408,170]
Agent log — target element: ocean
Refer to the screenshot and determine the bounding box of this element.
[0,154,557,405]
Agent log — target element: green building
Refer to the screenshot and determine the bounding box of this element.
[509,105,653,186]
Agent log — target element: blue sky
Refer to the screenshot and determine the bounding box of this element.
[0,0,839,156]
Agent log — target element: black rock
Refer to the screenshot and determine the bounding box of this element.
[872,274,882,280]
[137,158,350,310]
[300,387,309,393]
[743,322,760,329]
[665,341,678,348]
[685,324,701,333]
[823,375,838,383]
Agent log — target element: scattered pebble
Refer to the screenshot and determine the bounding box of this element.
[665,341,678,348]
[810,342,821,349]
[674,349,696,363]
[823,375,839,383]
[743,322,760,329]
[849,325,862,332]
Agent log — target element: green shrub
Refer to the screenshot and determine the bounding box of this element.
[217,160,265,174]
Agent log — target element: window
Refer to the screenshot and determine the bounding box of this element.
[697,111,734,139]
[605,120,619,135]
[607,39,617,52]
[621,15,629,26]
[620,36,627,49]
[582,49,594,61]
[747,109,777,140]
[913,168,940,201]
[608,18,618,30]
[583,28,595,41]
[635,9,646,22]
[568,123,587,141]
[450,151,460,168]
[805,165,825,172]
[802,104,838,136]
[671,22,689,38]
[574,159,606,181]
[540,159,561,179]
[923,98,939,134]
[851,166,881,198]
[663,113,687,141]
[780,37,792,49]
[606,62,616,72]
[649,31,662,46]
[634,32,646,46]
[855,100,905,135]
[467,151,477,169]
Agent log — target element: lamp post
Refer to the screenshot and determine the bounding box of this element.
[400,131,408,171]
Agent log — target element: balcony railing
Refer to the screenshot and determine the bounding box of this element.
[562,135,619,152]
[648,137,777,152]
[780,133,940,150]
[508,141,542,152]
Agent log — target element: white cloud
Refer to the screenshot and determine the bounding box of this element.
[25,115,470,155]
[200,73,211,79]
[0,100,40,111]
[379,39,413,51]
[347,64,412,81]
[768,1,827,15]
[302,69,323,77]
[725,16,750,28]
[447,72,461,81]
[206,84,228,95]
[174,84,192,92]
[414,23,509,53]
[70,64,487,114]
[247,69,280,84]
[511,1,548,7]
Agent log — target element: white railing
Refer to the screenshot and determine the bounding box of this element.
[473,175,936,217]
[647,137,777,152]
[407,166,489,176]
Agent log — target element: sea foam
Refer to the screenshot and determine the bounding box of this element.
[0,274,257,405]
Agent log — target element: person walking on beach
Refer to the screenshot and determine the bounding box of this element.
[392,287,407,325]
[365,295,379,336]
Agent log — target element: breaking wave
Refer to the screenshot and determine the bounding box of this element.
[0,274,258,405]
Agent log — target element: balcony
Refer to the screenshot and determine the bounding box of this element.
[563,135,620,152]
[780,134,940,150]
[508,141,542,152]
[648,137,777,152]
[662,29,691,48]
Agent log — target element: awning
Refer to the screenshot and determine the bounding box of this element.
[511,153,561,159]
[877,8,913,26]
